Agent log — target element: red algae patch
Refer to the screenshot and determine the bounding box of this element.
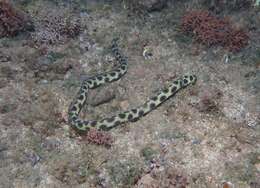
[81,128,114,147]
[181,10,249,52]
[0,0,33,37]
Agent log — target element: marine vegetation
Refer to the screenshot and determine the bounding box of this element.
[181,10,249,52]
[0,0,33,37]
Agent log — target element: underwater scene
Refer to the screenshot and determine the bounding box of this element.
[0,0,259,187]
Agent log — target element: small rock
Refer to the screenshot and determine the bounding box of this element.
[0,144,8,153]
[0,52,11,62]
[39,79,48,84]
[89,89,116,106]
[202,0,251,12]
[137,174,159,188]
[119,100,130,111]
[140,146,158,161]
[41,139,61,151]
[143,46,153,60]
[255,162,260,172]
[245,113,259,127]
[26,152,41,166]
[37,56,53,68]
[46,51,66,64]
[191,139,201,145]
[107,159,143,186]
[138,0,168,12]
[195,87,222,113]
[0,66,17,79]
[222,182,234,188]
[0,79,8,88]
[0,102,17,114]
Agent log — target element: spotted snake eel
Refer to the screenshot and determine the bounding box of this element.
[68,39,196,133]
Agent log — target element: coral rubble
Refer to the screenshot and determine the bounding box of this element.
[31,9,81,45]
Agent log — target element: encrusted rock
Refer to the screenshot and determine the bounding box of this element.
[127,0,168,12]
[139,0,168,11]
[202,0,252,12]
[89,88,116,106]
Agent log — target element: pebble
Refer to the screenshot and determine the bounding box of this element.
[0,53,11,63]
[222,182,234,188]
[120,100,130,111]
[191,139,201,145]
[0,103,17,114]
[89,89,115,106]
[26,152,41,166]
[255,162,260,172]
[0,79,8,88]
[137,0,168,12]
[40,79,49,84]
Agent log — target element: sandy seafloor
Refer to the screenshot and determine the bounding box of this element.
[0,1,259,188]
